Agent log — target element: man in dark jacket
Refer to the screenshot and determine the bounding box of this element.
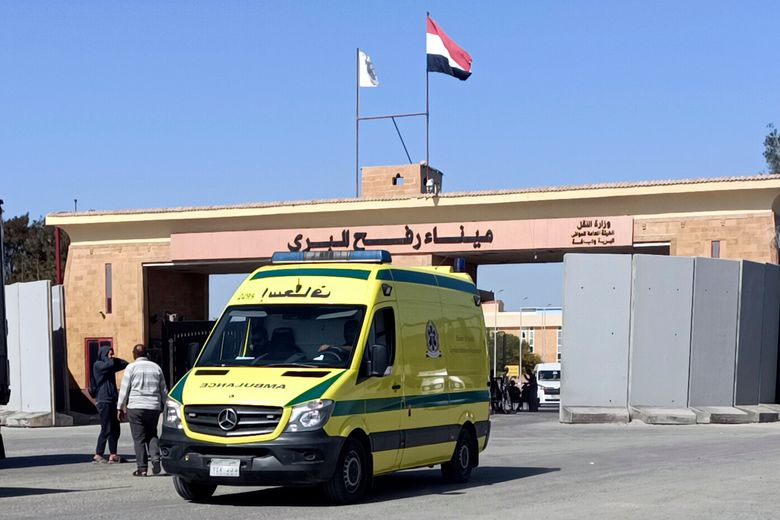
[521,369,539,412]
[92,345,128,464]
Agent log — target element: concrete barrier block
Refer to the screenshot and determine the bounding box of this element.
[0,406,17,426]
[0,406,77,427]
[3,411,56,427]
[54,413,75,427]
[691,406,753,424]
[735,261,765,405]
[688,258,740,407]
[560,406,629,424]
[735,405,779,423]
[629,406,697,425]
[629,255,694,408]
[562,254,632,410]
[761,264,780,403]
[758,403,780,413]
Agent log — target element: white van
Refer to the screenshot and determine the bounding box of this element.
[535,363,561,406]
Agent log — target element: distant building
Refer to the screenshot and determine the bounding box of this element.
[482,301,562,364]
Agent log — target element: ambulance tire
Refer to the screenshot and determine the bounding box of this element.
[441,428,474,484]
[172,476,217,502]
[322,437,369,504]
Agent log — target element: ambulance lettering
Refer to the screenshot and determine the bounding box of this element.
[199,382,286,389]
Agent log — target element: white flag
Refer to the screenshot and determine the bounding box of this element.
[358,50,379,87]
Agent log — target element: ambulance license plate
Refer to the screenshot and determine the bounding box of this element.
[210,458,240,477]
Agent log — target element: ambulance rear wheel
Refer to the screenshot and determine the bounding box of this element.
[172,476,217,502]
[322,437,369,504]
[441,428,474,484]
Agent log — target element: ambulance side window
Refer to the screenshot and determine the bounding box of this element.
[364,307,396,375]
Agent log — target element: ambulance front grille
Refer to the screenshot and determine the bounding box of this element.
[184,405,283,437]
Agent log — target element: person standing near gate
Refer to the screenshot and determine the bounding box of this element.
[92,345,128,464]
[521,368,539,412]
[117,344,168,476]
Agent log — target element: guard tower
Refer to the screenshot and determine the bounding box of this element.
[361,163,443,198]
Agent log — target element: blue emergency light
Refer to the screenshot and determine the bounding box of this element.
[271,250,392,264]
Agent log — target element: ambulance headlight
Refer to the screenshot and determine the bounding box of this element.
[285,399,335,432]
[164,399,183,429]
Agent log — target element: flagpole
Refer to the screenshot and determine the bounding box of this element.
[355,47,360,197]
[425,13,430,180]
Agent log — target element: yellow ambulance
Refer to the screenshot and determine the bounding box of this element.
[160,250,490,504]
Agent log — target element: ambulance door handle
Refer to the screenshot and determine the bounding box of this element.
[392,384,401,390]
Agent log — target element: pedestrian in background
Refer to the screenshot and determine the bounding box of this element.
[521,368,539,412]
[92,345,128,464]
[117,344,168,476]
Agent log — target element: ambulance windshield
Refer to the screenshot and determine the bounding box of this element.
[197,305,366,368]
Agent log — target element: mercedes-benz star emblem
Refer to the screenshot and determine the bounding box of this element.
[217,408,239,431]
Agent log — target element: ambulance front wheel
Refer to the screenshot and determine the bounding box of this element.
[172,475,217,502]
[322,437,369,504]
[441,428,475,484]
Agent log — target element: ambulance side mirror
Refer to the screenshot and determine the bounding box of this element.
[368,344,389,377]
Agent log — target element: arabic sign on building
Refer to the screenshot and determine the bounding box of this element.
[287,225,495,252]
[570,219,620,246]
[170,216,634,261]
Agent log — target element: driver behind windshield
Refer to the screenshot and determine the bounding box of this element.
[245,324,303,362]
[315,320,359,363]
[247,325,268,357]
[196,306,366,368]
[264,327,303,361]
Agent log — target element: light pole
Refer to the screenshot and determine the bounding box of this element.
[542,303,551,359]
[498,331,506,372]
[518,296,528,372]
[492,289,504,378]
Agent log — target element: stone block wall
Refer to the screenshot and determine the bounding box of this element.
[635,212,777,263]
[63,242,169,387]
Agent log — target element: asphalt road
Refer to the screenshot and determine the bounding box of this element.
[2,410,780,519]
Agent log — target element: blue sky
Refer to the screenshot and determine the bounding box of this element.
[1,2,778,313]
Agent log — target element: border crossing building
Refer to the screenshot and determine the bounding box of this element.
[46,164,780,407]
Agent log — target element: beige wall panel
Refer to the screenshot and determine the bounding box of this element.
[64,243,170,388]
[635,213,776,263]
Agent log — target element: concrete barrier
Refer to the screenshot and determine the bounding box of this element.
[560,254,632,423]
[735,261,765,406]
[628,255,694,423]
[562,254,780,425]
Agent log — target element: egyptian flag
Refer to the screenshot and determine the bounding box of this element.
[426,16,472,80]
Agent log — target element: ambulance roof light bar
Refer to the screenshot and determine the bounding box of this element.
[271,250,392,264]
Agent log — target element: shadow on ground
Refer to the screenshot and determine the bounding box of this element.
[0,453,135,469]
[208,466,559,507]
[0,485,131,499]
[0,487,76,499]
